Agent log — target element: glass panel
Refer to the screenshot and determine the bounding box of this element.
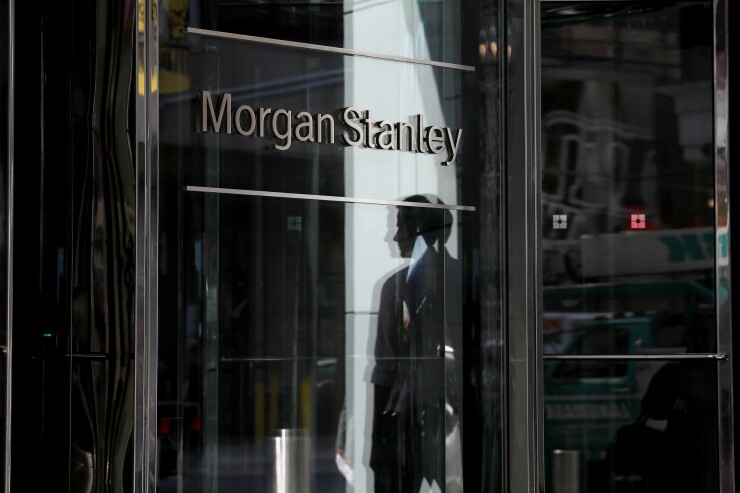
[544,359,719,492]
[158,2,504,492]
[7,2,137,491]
[541,3,727,492]
[171,0,464,65]
[174,194,465,492]
[541,1,717,355]
[540,3,719,492]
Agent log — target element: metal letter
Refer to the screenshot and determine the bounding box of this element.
[416,114,426,152]
[444,128,463,165]
[294,111,315,142]
[259,107,273,137]
[234,104,256,136]
[201,91,232,134]
[427,125,445,153]
[272,109,293,150]
[363,110,375,148]
[396,120,416,152]
[316,114,335,144]
[375,121,396,150]
[340,107,363,146]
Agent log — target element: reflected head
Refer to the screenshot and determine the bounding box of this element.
[394,194,453,257]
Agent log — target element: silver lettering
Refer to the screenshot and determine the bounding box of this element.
[196,93,462,166]
[317,114,335,144]
[363,110,375,148]
[201,91,231,134]
[259,107,272,137]
[444,128,463,165]
[295,112,315,142]
[427,126,445,154]
[340,107,363,146]
[234,104,256,136]
[272,109,292,150]
[416,114,426,152]
[375,121,396,150]
[396,121,416,152]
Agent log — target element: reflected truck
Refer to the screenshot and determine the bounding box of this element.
[542,281,714,490]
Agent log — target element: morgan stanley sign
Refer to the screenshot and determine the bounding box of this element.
[198,91,463,165]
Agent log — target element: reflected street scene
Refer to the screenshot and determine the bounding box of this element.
[540,2,720,492]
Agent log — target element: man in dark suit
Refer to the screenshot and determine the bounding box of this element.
[370,195,459,493]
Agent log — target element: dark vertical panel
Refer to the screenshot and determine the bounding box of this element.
[505,0,542,488]
[0,0,9,489]
[11,1,50,489]
[731,0,740,485]
[461,1,505,492]
[715,0,734,486]
[10,0,136,491]
[69,1,137,491]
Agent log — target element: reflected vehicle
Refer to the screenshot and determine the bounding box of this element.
[542,281,713,488]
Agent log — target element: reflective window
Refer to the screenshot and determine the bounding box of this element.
[158,1,504,492]
[540,2,718,492]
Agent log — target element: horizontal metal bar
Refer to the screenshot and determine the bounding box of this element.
[543,353,727,361]
[186,185,477,211]
[185,27,476,72]
[65,352,110,361]
[541,0,665,2]
[220,356,442,362]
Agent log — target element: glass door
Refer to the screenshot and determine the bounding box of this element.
[539,2,730,492]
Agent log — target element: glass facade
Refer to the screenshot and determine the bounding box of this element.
[0,0,733,492]
[539,3,722,491]
[157,2,504,491]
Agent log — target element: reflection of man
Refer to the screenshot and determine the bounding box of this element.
[370,195,457,493]
[608,313,718,493]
